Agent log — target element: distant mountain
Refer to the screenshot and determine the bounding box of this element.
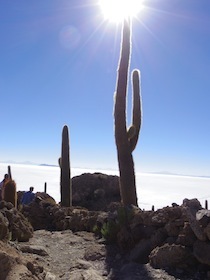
[39,164,58,167]
[0,161,58,167]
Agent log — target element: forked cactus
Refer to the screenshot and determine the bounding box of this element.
[60,125,72,207]
[114,19,142,206]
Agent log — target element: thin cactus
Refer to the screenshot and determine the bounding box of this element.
[205,200,208,210]
[8,165,12,180]
[44,182,47,193]
[60,125,72,207]
[114,19,142,206]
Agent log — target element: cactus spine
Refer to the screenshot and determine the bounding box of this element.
[60,125,72,207]
[114,19,142,206]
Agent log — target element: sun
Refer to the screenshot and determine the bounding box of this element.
[99,0,144,22]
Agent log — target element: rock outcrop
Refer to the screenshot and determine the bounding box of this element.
[72,172,121,211]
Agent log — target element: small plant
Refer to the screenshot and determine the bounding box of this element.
[101,219,120,243]
[117,206,134,226]
[94,206,134,243]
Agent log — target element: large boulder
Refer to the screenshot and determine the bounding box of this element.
[0,201,33,242]
[21,194,55,230]
[149,243,197,269]
[72,173,120,211]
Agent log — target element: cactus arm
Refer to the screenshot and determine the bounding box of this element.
[129,69,142,152]
[58,157,62,168]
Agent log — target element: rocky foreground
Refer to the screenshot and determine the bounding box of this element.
[1,172,210,279]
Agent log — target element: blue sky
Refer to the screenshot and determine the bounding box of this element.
[0,0,210,176]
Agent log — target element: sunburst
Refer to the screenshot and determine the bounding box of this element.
[99,0,144,22]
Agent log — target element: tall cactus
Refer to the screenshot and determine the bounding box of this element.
[60,125,72,207]
[114,19,142,206]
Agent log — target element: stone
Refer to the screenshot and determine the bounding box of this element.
[84,244,106,261]
[164,221,181,237]
[19,245,48,256]
[129,239,152,264]
[45,272,57,280]
[204,223,210,240]
[72,173,120,211]
[149,243,197,269]
[196,209,210,227]
[0,251,12,279]
[130,224,155,243]
[193,240,210,266]
[1,204,33,242]
[182,198,202,215]
[67,267,104,280]
[185,207,206,241]
[176,222,196,246]
[150,228,168,247]
[0,212,9,241]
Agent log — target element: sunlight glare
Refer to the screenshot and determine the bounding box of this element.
[99,0,144,22]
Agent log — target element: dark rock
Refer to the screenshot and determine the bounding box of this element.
[193,240,210,266]
[129,238,152,263]
[0,202,33,242]
[182,198,202,215]
[19,245,48,256]
[176,222,197,246]
[0,212,9,241]
[204,223,210,240]
[72,173,120,211]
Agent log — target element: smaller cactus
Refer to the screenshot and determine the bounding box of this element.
[44,182,47,193]
[3,179,17,208]
[60,125,72,207]
[8,165,12,179]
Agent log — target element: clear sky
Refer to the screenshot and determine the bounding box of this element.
[0,0,210,176]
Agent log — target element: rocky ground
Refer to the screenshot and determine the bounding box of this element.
[1,173,210,279]
[5,229,191,280]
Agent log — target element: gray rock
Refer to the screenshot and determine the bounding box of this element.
[19,245,48,256]
[149,243,196,269]
[196,209,210,227]
[185,207,206,241]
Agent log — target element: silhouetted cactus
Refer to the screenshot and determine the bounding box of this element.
[60,125,72,207]
[114,19,142,206]
[44,182,47,193]
[3,179,17,208]
[8,165,12,179]
[205,200,208,210]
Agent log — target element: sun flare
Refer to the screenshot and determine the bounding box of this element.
[99,0,144,22]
